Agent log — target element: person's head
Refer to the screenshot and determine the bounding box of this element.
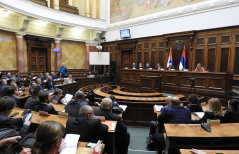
[79,105,93,119]
[33,86,42,97]
[8,80,16,87]
[68,74,72,78]
[45,72,49,77]
[39,92,50,103]
[208,98,223,116]
[8,86,18,96]
[157,63,161,67]
[189,94,199,105]
[165,96,172,106]
[1,79,7,86]
[228,99,239,111]
[34,121,65,154]
[15,71,20,76]
[146,63,149,67]
[62,63,65,67]
[30,81,36,88]
[75,91,85,100]
[36,78,42,84]
[28,72,33,76]
[101,98,112,110]
[170,97,180,107]
[54,89,63,98]
[6,72,11,77]
[169,63,173,68]
[51,72,55,76]
[39,73,43,78]
[0,96,16,116]
[196,63,202,70]
[133,63,135,66]
[109,95,115,102]
[139,63,142,67]
[47,76,52,81]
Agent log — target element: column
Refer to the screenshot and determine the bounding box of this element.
[16,33,25,73]
[85,43,90,71]
[55,39,61,71]
[54,0,60,10]
[85,0,92,17]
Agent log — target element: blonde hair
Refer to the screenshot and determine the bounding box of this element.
[208,98,224,117]
[33,121,65,154]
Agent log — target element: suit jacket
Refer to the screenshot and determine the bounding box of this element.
[187,104,203,112]
[45,80,56,89]
[34,103,58,115]
[36,84,44,91]
[65,100,88,117]
[157,106,191,132]
[94,108,127,135]
[221,109,239,123]
[0,114,29,134]
[24,96,40,109]
[50,95,63,104]
[0,86,10,97]
[66,116,108,142]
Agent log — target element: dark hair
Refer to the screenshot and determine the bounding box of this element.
[34,121,65,154]
[229,99,239,111]
[189,94,199,105]
[33,87,42,96]
[39,92,49,103]
[109,95,115,102]
[0,96,16,112]
[8,86,17,96]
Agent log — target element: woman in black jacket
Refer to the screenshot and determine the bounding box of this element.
[221,99,239,123]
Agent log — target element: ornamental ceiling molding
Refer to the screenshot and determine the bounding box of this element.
[107,0,239,30]
[0,0,107,31]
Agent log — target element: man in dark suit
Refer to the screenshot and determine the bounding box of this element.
[34,92,58,115]
[66,105,108,143]
[24,87,41,109]
[45,76,56,90]
[131,63,137,69]
[0,96,31,135]
[36,78,44,91]
[152,97,191,151]
[0,79,7,90]
[166,63,175,70]
[94,98,130,154]
[65,91,88,117]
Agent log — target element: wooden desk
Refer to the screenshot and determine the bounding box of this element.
[77,142,105,154]
[113,87,162,97]
[165,123,239,154]
[121,69,232,97]
[180,149,239,154]
[52,103,65,112]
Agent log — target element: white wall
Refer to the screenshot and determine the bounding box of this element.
[105,1,239,42]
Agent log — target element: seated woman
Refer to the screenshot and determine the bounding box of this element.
[63,74,73,84]
[192,98,224,123]
[187,94,203,112]
[194,63,205,72]
[221,99,239,123]
[50,89,63,104]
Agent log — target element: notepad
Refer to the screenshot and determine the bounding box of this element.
[194,112,205,118]
[154,105,163,112]
[102,121,116,131]
[60,134,80,154]
[63,94,73,105]
[119,105,127,111]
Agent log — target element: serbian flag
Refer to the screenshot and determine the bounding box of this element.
[179,46,186,71]
[167,47,173,67]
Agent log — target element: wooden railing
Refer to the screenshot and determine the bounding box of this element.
[59,4,79,15]
[29,0,48,7]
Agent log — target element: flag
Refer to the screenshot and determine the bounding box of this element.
[167,47,173,68]
[179,46,186,71]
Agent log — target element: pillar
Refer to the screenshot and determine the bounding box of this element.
[55,39,61,71]
[53,0,60,10]
[16,33,25,73]
[85,0,91,17]
[85,43,90,71]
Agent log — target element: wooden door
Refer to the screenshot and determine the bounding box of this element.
[30,47,47,72]
[122,50,133,68]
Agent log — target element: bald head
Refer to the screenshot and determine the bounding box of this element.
[101,98,112,110]
[79,105,93,118]
[171,97,180,106]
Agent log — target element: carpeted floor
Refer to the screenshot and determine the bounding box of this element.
[128,126,156,154]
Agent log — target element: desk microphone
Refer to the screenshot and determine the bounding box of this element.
[201,122,211,132]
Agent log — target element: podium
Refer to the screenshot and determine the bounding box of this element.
[140,75,161,92]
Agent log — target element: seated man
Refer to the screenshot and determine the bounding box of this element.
[34,92,58,115]
[0,96,31,135]
[45,76,56,90]
[24,87,41,109]
[8,86,22,108]
[155,63,163,70]
[0,79,7,90]
[160,96,172,112]
[109,95,119,107]
[50,89,63,104]
[166,63,175,70]
[12,71,21,82]
[94,98,130,154]
[194,63,205,72]
[36,78,44,91]
[152,97,191,151]
[63,74,73,84]
[51,72,57,80]
[38,73,44,83]
[65,91,88,117]
[187,94,203,112]
[131,63,137,69]
[66,105,108,142]
[145,63,152,69]
[29,81,36,95]
[3,72,12,80]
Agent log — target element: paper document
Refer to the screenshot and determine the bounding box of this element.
[102,121,116,131]
[119,105,127,111]
[194,112,204,118]
[154,105,163,112]
[60,134,80,154]
[63,94,73,105]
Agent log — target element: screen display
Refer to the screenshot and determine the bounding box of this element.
[120,29,131,39]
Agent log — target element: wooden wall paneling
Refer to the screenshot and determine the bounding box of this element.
[195,49,204,69]
[208,48,216,72]
[234,47,239,75]
[220,47,230,72]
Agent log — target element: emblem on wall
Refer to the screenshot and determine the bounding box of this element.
[175,40,184,51]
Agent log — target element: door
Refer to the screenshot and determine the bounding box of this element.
[30,47,47,72]
[122,50,133,68]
